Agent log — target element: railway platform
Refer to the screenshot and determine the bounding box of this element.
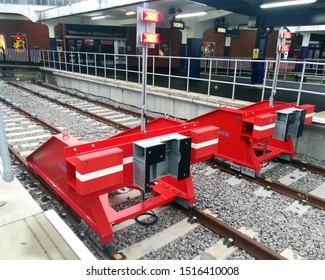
[0,175,96,260]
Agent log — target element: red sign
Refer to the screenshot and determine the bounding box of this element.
[101,40,113,45]
[281,32,292,39]
[84,39,94,45]
[279,45,290,53]
[141,32,160,44]
[141,10,161,23]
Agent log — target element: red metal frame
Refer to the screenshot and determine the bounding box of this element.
[26,100,314,245]
[190,100,314,175]
[27,117,218,246]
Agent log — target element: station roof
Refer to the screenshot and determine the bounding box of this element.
[35,0,325,27]
[1,0,325,28]
[195,0,325,26]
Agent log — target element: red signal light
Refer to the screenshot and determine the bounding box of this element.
[141,32,160,44]
[279,45,290,53]
[281,32,292,39]
[141,10,161,23]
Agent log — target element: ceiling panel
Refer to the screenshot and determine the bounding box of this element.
[192,0,325,26]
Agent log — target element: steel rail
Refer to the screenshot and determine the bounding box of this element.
[0,97,61,135]
[291,159,325,177]
[8,81,131,131]
[209,158,325,211]
[1,101,124,260]
[187,207,286,260]
[33,81,154,121]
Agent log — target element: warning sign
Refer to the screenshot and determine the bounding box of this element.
[253,48,259,59]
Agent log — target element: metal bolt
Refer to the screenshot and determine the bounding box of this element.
[299,200,308,206]
[224,238,234,248]
[188,216,197,224]
[60,213,66,218]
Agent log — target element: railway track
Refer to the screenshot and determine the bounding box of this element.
[0,102,124,259]
[209,158,325,211]
[8,81,145,131]
[1,81,325,259]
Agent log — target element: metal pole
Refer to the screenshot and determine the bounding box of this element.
[168,56,171,89]
[104,54,107,79]
[297,61,306,106]
[186,58,190,92]
[0,106,14,183]
[125,55,128,82]
[231,60,238,100]
[270,27,285,108]
[152,56,155,86]
[141,2,149,133]
[78,51,81,74]
[207,58,212,96]
[95,53,98,77]
[141,44,148,133]
[261,60,268,101]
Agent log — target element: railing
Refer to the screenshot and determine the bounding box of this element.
[1,48,325,110]
[0,48,42,63]
[39,49,325,107]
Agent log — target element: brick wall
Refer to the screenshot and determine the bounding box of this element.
[0,19,50,49]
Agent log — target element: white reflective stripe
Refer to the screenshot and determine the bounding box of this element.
[123,156,133,164]
[254,123,275,131]
[76,164,123,182]
[305,113,314,119]
[191,138,218,149]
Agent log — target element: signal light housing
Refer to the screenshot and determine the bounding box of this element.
[141,32,160,45]
[141,10,161,23]
[281,31,292,39]
[279,45,290,53]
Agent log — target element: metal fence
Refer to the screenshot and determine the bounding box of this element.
[0,48,42,63]
[38,49,325,106]
[1,48,325,107]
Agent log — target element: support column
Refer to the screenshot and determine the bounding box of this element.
[180,29,188,75]
[179,19,207,78]
[187,37,202,78]
[251,25,272,84]
[224,36,231,57]
[298,32,310,72]
[179,27,202,78]
[44,22,58,68]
